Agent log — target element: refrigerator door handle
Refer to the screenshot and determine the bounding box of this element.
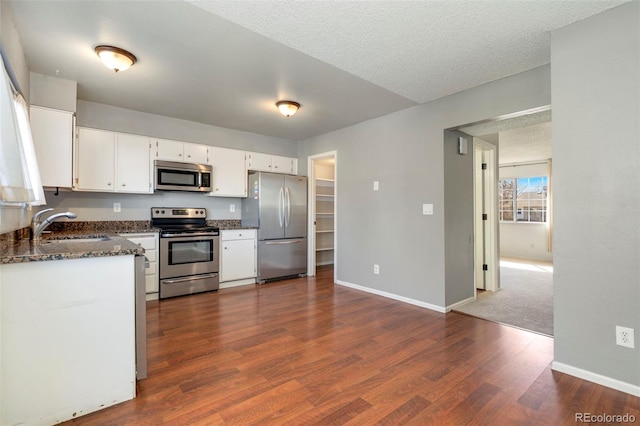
[278,187,284,228]
[285,187,291,228]
[265,239,303,245]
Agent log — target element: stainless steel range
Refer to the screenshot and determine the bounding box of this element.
[152,207,220,299]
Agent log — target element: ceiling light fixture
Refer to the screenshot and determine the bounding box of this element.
[276,100,300,117]
[95,45,137,73]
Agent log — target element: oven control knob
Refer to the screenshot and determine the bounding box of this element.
[161,210,165,214]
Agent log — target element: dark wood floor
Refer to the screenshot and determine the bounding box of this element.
[64,266,639,425]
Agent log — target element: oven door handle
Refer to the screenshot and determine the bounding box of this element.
[161,273,218,284]
[161,232,219,238]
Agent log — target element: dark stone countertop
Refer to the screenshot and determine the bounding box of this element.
[0,220,253,264]
[0,235,145,264]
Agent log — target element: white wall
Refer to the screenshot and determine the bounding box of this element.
[300,65,551,310]
[30,72,77,112]
[552,2,639,392]
[499,162,552,262]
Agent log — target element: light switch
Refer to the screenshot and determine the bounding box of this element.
[113,202,121,213]
[230,204,236,213]
[422,203,433,215]
[373,181,379,191]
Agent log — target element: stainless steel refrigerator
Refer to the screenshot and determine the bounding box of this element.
[242,171,308,283]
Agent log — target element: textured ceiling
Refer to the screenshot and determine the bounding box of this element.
[190,1,627,103]
[8,1,627,141]
[459,110,552,164]
[499,121,552,165]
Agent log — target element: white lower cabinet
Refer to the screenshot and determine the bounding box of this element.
[220,229,256,287]
[122,233,159,299]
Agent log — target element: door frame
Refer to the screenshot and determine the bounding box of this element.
[307,151,337,278]
[474,139,499,292]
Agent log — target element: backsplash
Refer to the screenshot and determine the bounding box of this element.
[0,219,244,240]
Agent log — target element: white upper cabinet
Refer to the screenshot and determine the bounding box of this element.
[116,134,152,193]
[245,152,272,172]
[208,146,247,197]
[29,105,74,188]
[184,143,208,163]
[75,127,152,194]
[154,139,208,164]
[155,139,183,162]
[272,155,298,175]
[76,128,116,192]
[246,152,297,175]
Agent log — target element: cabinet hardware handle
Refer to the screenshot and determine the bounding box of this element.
[107,182,112,186]
[122,183,126,187]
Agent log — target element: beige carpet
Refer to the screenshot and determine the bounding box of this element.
[453,259,553,336]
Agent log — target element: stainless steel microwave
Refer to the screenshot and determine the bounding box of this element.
[154,160,212,192]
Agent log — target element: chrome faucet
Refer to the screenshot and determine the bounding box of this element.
[30,208,78,242]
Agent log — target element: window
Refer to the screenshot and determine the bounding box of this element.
[0,52,45,205]
[499,176,548,223]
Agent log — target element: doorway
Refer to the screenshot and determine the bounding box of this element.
[307,151,337,277]
[474,139,498,292]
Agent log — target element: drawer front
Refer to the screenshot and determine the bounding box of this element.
[221,229,256,241]
[127,236,156,250]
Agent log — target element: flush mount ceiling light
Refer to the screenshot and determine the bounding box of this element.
[95,45,137,73]
[276,100,300,117]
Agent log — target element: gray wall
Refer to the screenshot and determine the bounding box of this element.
[552,2,639,386]
[444,130,475,305]
[300,65,551,309]
[42,190,240,222]
[77,101,297,156]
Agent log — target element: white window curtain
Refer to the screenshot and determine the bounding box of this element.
[0,53,46,205]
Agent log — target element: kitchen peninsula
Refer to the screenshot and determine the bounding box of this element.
[0,235,144,425]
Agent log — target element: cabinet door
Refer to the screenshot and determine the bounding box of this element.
[155,139,184,161]
[246,152,272,172]
[184,143,208,163]
[272,155,295,174]
[221,239,256,282]
[117,134,151,193]
[76,128,115,191]
[30,106,74,188]
[209,147,247,197]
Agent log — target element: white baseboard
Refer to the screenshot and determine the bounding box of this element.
[145,292,158,301]
[219,278,256,289]
[552,361,640,397]
[335,279,446,313]
[446,296,476,312]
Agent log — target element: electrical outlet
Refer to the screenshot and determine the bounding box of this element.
[616,326,635,349]
[373,181,379,191]
[373,264,380,274]
[230,204,236,213]
[113,202,121,213]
